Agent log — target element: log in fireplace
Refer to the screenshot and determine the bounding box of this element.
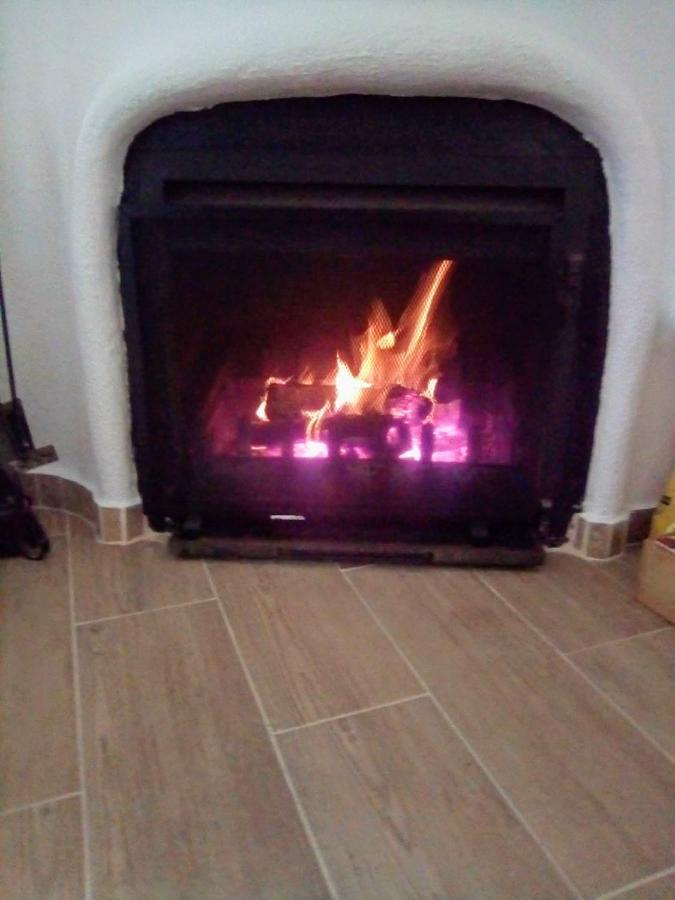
[118,95,609,564]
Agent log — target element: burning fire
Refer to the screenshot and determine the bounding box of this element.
[255,258,455,439]
[334,354,371,412]
[201,257,467,462]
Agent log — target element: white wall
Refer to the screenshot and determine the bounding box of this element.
[0,0,673,513]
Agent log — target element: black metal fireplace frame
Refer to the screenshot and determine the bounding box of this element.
[118,96,609,554]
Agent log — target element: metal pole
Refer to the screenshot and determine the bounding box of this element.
[0,263,19,403]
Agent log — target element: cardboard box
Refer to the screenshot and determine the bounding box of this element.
[637,536,675,623]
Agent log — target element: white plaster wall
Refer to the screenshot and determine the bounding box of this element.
[0,0,673,516]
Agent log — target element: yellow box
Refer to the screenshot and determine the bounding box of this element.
[650,469,675,537]
[637,536,675,623]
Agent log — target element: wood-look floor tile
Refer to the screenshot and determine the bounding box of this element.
[573,628,675,757]
[280,697,572,899]
[481,551,665,653]
[78,601,328,899]
[0,537,78,810]
[61,479,97,525]
[70,517,211,622]
[35,508,67,537]
[613,872,675,899]
[348,566,675,898]
[0,797,83,900]
[34,474,64,509]
[595,546,641,593]
[209,561,420,729]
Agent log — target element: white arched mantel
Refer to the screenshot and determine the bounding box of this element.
[69,4,663,521]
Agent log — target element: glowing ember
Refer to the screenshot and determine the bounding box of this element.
[293,439,328,459]
[398,446,422,461]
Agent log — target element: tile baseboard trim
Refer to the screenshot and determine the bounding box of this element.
[570,506,654,559]
[17,472,149,545]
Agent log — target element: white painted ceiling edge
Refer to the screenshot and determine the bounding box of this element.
[66,4,663,520]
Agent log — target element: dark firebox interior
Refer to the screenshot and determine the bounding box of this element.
[119,96,608,559]
[172,248,550,458]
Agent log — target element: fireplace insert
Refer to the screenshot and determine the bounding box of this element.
[118,96,609,564]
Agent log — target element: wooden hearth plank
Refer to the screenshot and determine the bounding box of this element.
[279,697,574,899]
[347,566,675,898]
[78,601,328,899]
[0,536,78,810]
[208,560,420,730]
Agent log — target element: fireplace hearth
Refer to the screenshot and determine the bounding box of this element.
[119,96,609,564]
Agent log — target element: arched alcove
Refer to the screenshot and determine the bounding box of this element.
[66,9,662,534]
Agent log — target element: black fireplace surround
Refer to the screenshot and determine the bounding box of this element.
[118,96,609,564]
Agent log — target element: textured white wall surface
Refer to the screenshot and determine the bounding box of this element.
[0,0,673,516]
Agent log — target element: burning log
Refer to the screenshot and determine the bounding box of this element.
[265,382,334,422]
[236,416,303,456]
[421,422,435,462]
[324,412,411,459]
[384,385,433,424]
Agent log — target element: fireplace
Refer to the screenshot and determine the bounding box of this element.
[118,96,608,563]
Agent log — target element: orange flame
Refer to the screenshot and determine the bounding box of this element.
[254,258,454,434]
[346,258,453,413]
[376,330,396,349]
[334,353,371,412]
[303,399,331,440]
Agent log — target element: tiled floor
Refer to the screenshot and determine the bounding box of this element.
[1,511,674,899]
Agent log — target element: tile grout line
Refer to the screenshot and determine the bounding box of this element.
[266,732,340,900]
[202,563,341,900]
[36,507,97,535]
[341,569,584,900]
[75,595,216,628]
[566,624,674,658]
[273,692,430,736]
[594,862,675,899]
[65,514,93,900]
[0,791,82,819]
[475,571,675,767]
